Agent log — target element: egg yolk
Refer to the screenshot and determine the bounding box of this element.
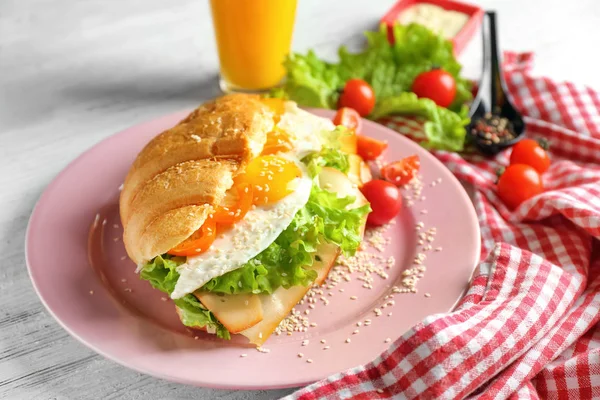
[244,155,301,205]
[262,128,293,155]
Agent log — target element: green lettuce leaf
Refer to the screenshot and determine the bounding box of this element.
[270,50,343,109]
[140,255,230,339]
[302,147,349,176]
[370,92,470,151]
[274,23,472,151]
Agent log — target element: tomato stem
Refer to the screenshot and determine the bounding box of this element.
[536,137,550,151]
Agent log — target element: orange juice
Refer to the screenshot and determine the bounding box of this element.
[209,0,297,92]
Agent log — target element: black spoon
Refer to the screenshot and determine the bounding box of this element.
[468,11,525,155]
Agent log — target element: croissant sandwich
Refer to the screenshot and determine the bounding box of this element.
[120,94,372,345]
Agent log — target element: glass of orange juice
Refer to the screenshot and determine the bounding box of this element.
[209,0,298,93]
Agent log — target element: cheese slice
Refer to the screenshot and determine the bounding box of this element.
[195,292,263,333]
[347,154,372,188]
[239,242,340,346]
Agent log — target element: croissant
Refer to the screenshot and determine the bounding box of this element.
[120,94,275,265]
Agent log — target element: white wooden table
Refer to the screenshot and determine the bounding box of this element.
[1,0,598,399]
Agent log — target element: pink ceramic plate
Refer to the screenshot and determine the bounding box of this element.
[26,108,480,390]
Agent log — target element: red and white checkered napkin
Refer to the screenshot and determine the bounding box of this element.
[284,53,600,399]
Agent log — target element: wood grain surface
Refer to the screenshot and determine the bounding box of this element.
[1,0,598,399]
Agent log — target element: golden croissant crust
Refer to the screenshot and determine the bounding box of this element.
[120,94,275,264]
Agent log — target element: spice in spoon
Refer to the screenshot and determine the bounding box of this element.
[471,112,516,145]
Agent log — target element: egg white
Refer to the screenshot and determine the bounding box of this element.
[276,102,335,157]
[170,106,336,299]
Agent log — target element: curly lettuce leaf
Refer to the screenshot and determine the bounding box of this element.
[370,92,470,152]
[275,23,472,151]
[203,180,370,295]
[302,148,349,176]
[140,255,230,339]
[270,50,342,108]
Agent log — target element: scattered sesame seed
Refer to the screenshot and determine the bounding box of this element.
[320,339,326,344]
[353,330,359,335]
[310,322,317,327]
[124,288,132,293]
[302,340,309,346]
[161,297,167,302]
[424,293,431,298]
[377,389,384,394]
[306,359,313,363]
[89,290,94,295]
[387,313,392,317]
[240,354,247,358]
[297,353,303,358]
[256,346,270,353]
[345,338,351,343]
[120,256,127,261]
[350,296,358,300]
[435,247,443,252]
[194,336,199,340]
[323,346,330,350]
[385,338,391,343]
[356,321,362,327]
[113,237,119,242]
[121,278,127,283]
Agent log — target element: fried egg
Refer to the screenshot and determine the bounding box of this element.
[170,105,334,299]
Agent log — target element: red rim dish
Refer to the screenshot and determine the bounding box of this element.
[380,0,484,56]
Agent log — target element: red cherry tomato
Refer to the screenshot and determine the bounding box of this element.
[338,79,376,117]
[361,180,403,226]
[509,139,550,174]
[357,135,387,160]
[333,107,362,132]
[167,217,217,257]
[497,164,544,210]
[212,180,254,225]
[381,155,420,186]
[411,69,456,108]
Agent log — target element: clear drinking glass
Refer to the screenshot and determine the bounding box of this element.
[209,0,298,93]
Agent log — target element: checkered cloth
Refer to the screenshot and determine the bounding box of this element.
[284,52,600,399]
